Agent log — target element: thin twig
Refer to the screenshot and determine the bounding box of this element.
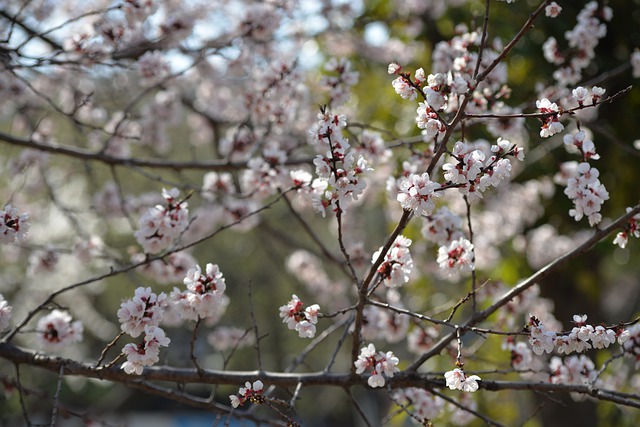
[50,365,64,427]
[247,282,263,372]
[95,331,125,368]
[190,318,203,374]
[346,389,373,427]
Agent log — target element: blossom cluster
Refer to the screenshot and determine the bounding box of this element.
[542,1,613,86]
[229,380,264,408]
[442,138,524,202]
[359,303,410,344]
[321,57,359,107]
[421,206,463,246]
[389,65,462,141]
[121,325,170,375]
[372,235,413,288]
[279,294,320,339]
[36,310,84,351]
[436,237,475,275]
[0,204,30,244]
[562,162,609,226]
[117,287,171,374]
[621,324,640,368]
[503,339,534,371]
[118,287,168,337]
[444,368,481,392]
[613,207,640,249]
[310,112,373,216]
[134,188,190,254]
[116,261,229,374]
[549,355,596,386]
[536,98,564,138]
[172,263,228,321]
[354,343,400,388]
[397,172,440,216]
[528,315,627,356]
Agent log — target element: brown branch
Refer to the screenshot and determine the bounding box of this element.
[0,10,64,52]
[0,130,313,171]
[2,342,640,409]
[407,202,640,371]
[475,0,552,84]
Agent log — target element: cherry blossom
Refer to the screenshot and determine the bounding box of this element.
[503,340,533,371]
[444,368,481,392]
[0,294,11,331]
[437,238,475,275]
[613,207,640,249]
[36,310,83,351]
[322,57,359,106]
[134,188,190,254]
[387,62,401,74]
[0,204,30,243]
[279,294,321,339]
[543,2,612,86]
[420,207,463,246]
[563,130,600,161]
[572,86,589,105]
[177,263,228,321]
[391,76,418,100]
[549,355,596,386]
[528,314,624,356]
[545,2,562,18]
[372,235,413,288]
[536,98,564,138]
[563,162,609,226]
[397,172,441,216]
[528,317,556,355]
[229,380,264,408]
[415,102,444,138]
[117,287,167,337]
[354,343,400,388]
[0,0,637,423]
[137,51,171,87]
[121,325,171,375]
[309,111,372,216]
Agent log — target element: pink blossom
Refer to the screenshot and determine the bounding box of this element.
[135,188,189,254]
[545,2,562,18]
[117,287,167,337]
[229,380,264,408]
[354,343,399,388]
[36,310,83,351]
[437,238,475,275]
[0,294,11,331]
[0,204,30,243]
[444,368,481,392]
[279,295,321,338]
[121,325,170,375]
[397,173,441,216]
[391,76,417,100]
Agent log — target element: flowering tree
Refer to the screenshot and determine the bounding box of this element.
[1,0,640,426]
